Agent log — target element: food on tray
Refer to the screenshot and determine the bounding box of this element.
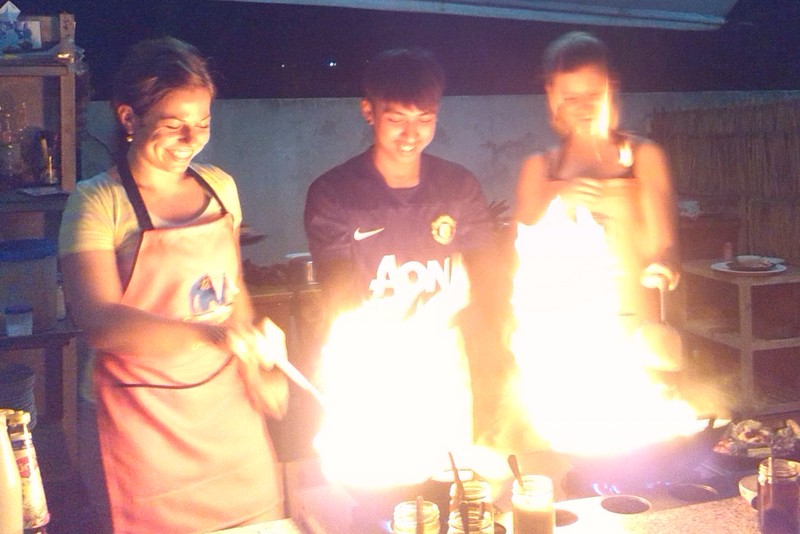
[731,255,774,271]
[713,419,800,458]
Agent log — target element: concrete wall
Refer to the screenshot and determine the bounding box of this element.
[80,91,800,266]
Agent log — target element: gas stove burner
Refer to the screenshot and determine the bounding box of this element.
[600,495,652,514]
[561,466,734,513]
[665,482,718,503]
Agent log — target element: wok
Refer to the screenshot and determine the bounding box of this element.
[566,417,731,485]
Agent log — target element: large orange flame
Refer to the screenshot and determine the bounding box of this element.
[510,198,699,457]
[314,258,478,489]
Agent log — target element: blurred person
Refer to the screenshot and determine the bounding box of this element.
[515,31,680,326]
[58,36,288,533]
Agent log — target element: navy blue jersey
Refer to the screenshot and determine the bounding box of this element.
[304,148,492,299]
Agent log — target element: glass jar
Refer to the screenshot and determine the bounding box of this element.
[392,499,440,534]
[449,479,494,523]
[512,474,555,534]
[447,507,493,533]
[757,457,799,534]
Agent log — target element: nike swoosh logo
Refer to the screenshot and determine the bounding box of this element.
[353,227,385,241]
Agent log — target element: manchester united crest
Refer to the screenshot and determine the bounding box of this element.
[430,214,457,245]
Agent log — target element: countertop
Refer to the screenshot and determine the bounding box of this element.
[218,495,757,533]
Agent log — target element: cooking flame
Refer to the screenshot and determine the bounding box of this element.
[618,141,633,168]
[510,198,698,457]
[314,257,476,489]
[591,82,612,139]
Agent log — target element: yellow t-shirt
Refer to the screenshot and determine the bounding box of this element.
[58,163,243,260]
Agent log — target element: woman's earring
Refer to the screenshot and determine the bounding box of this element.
[125,132,134,143]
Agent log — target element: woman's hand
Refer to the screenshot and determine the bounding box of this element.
[641,262,680,291]
[226,318,289,419]
[559,177,603,211]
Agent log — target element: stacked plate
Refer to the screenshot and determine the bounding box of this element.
[0,363,37,429]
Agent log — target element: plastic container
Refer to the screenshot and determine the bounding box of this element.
[4,303,33,336]
[0,239,57,333]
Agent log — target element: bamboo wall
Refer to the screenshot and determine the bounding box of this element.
[651,99,800,261]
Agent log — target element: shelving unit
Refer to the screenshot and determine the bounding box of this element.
[0,13,80,466]
[678,259,800,416]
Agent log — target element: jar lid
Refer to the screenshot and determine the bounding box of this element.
[5,303,33,314]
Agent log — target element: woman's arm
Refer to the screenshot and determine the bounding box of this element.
[61,249,222,355]
[635,141,681,288]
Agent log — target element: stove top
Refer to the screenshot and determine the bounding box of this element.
[562,454,757,512]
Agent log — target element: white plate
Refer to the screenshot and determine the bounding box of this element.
[711,261,787,276]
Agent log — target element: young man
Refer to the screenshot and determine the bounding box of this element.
[304,48,493,315]
[303,49,497,469]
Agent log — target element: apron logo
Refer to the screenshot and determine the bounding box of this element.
[431,214,456,245]
[189,274,232,316]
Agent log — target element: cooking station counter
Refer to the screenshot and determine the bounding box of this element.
[217,495,757,533]
[231,445,760,534]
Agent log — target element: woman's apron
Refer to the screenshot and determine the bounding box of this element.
[94,163,281,533]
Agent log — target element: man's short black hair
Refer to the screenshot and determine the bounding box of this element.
[362,48,445,110]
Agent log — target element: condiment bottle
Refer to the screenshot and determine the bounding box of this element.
[7,410,50,531]
[392,499,440,534]
[0,409,23,534]
[757,457,799,534]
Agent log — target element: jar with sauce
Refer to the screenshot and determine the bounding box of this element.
[392,499,440,534]
[448,478,494,532]
[757,457,799,534]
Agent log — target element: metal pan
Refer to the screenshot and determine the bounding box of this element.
[567,418,731,484]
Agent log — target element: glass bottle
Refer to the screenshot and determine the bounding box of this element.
[8,410,50,531]
[757,457,799,534]
[0,409,23,534]
[0,110,23,187]
[392,499,440,534]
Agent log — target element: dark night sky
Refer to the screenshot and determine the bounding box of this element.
[13,0,800,99]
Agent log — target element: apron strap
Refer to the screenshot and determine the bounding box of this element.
[117,155,154,230]
[116,156,230,231]
[113,355,235,389]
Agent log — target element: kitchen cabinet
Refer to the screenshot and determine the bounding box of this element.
[0,13,80,468]
[677,259,800,416]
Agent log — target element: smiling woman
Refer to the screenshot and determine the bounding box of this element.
[58,36,289,533]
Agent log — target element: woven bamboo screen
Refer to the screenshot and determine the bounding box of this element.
[650,99,800,261]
